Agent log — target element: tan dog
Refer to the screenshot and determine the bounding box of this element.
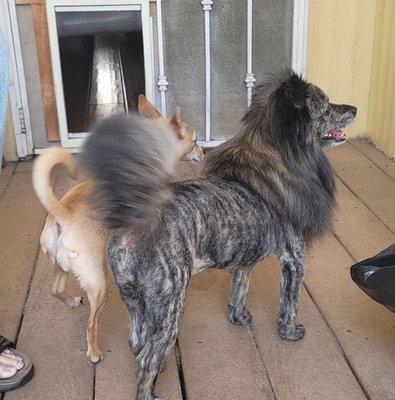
[138,94,203,162]
[32,97,203,363]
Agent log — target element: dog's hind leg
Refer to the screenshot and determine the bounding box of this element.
[228,268,252,326]
[126,301,148,358]
[277,245,305,341]
[135,281,188,400]
[127,303,169,374]
[52,267,83,308]
[86,284,106,363]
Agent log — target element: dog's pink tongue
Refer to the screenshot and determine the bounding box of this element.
[330,129,344,140]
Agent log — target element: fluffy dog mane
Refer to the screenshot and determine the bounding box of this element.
[204,71,336,244]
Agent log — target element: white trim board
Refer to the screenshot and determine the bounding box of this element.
[33,138,228,154]
[0,0,33,158]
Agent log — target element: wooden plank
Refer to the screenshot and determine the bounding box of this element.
[31,4,60,141]
[0,162,17,199]
[326,143,395,232]
[309,159,395,400]
[306,146,395,400]
[5,172,94,400]
[15,0,45,5]
[249,257,366,400]
[0,163,181,399]
[95,278,183,400]
[306,235,395,400]
[174,152,366,400]
[5,252,94,400]
[0,162,46,341]
[350,140,395,181]
[2,146,393,400]
[178,269,276,400]
[333,176,394,260]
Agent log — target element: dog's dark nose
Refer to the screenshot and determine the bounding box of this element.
[348,106,357,117]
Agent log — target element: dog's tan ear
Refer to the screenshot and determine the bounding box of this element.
[170,106,188,138]
[170,105,183,129]
[138,94,162,119]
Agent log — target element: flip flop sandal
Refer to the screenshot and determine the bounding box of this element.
[0,336,34,393]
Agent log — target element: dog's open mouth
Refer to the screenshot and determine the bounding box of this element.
[321,129,346,146]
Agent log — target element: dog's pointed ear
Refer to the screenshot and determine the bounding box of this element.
[170,105,182,127]
[138,94,162,119]
[266,73,310,146]
[170,105,187,137]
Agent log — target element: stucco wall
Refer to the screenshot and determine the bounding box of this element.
[6,0,293,150]
[163,0,293,141]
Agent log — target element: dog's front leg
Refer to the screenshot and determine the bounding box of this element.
[228,268,252,326]
[277,247,305,341]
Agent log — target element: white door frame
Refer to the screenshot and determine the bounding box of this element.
[46,0,154,148]
[0,0,33,158]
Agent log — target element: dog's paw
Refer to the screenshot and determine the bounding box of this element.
[67,296,83,308]
[228,306,252,326]
[277,323,305,341]
[87,349,104,364]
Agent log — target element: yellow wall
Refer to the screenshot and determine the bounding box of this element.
[367,0,395,157]
[307,0,377,138]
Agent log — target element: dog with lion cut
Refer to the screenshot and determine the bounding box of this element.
[82,71,356,400]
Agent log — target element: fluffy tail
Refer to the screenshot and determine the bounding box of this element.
[81,114,180,230]
[32,147,76,221]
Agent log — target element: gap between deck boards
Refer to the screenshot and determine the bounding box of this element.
[248,324,278,400]
[303,281,371,400]
[333,172,394,235]
[174,339,188,400]
[8,166,61,348]
[0,162,17,200]
[349,141,395,182]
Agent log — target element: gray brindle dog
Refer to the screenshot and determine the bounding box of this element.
[83,71,356,400]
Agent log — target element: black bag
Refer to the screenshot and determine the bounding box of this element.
[350,244,395,312]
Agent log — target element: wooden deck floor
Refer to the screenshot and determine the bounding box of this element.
[0,140,394,400]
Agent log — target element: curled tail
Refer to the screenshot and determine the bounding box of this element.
[32,147,76,221]
[81,114,181,230]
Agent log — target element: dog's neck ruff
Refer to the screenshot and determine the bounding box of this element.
[204,130,336,245]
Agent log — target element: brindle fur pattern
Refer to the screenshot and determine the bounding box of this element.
[83,71,356,400]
